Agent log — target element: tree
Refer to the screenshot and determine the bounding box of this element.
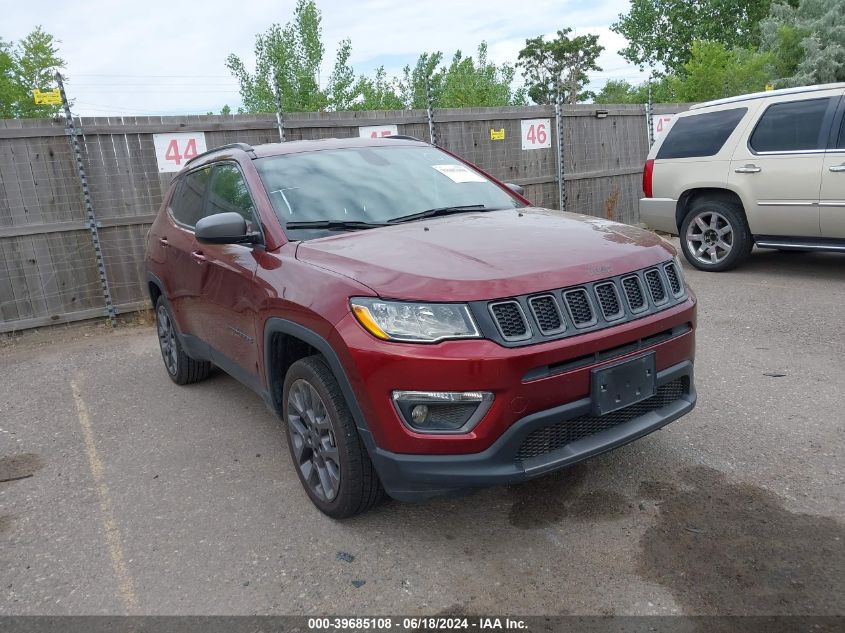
[672,41,772,101]
[327,38,357,111]
[612,0,773,74]
[517,29,604,105]
[226,0,327,113]
[760,0,845,85]
[440,43,526,107]
[0,26,65,119]
[357,66,404,110]
[397,52,445,109]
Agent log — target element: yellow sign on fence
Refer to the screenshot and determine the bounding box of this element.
[490,128,505,141]
[32,88,62,105]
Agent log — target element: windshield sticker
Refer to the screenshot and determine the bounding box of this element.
[432,164,487,183]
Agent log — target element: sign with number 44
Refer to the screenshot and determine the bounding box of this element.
[521,119,551,150]
[153,132,208,173]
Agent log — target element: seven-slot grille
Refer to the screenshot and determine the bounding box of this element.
[664,262,682,296]
[529,295,564,334]
[484,262,686,346]
[644,268,667,304]
[564,289,596,327]
[621,275,646,312]
[594,282,624,321]
[489,300,530,341]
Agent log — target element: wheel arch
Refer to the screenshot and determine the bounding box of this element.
[263,318,376,451]
[675,188,747,232]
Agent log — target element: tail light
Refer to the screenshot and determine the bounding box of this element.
[642,159,654,198]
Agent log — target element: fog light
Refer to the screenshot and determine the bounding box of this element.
[410,404,429,425]
[391,390,494,434]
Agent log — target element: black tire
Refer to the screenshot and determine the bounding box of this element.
[679,198,753,272]
[154,297,211,385]
[282,355,384,518]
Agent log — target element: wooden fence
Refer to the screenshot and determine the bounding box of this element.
[0,104,686,333]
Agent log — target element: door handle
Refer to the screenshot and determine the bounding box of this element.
[158,237,169,247]
[190,251,206,264]
[829,164,845,173]
[735,164,762,174]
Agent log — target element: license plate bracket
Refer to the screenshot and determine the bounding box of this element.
[591,353,657,416]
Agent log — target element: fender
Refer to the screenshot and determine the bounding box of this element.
[263,317,378,454]
[147,271,213,363]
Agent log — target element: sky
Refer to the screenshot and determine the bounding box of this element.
[1,0,648,116]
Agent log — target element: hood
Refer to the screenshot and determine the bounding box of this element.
[295,208,675,301]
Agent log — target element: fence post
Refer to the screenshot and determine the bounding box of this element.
[554,89,566,212]
[56,72,117,326]
[646,76,655,147]
[273,72,286,143]
[425,77,437,145]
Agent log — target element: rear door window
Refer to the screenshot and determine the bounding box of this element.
[749,98,833,153]
[169,166,211,228]
[657,108,747,159]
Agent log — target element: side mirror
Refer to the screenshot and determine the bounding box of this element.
[195,212,260,245]
[504,182,525,197]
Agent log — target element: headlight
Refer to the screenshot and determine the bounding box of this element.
[350,298,480,343]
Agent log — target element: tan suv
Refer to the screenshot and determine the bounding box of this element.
[640,83,845,271]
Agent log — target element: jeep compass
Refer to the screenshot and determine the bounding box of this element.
[145,137,697,518]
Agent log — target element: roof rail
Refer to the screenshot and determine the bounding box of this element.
[386,134,427,143]
[185,142,256,167]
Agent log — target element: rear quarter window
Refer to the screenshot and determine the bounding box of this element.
[657,107,747,159]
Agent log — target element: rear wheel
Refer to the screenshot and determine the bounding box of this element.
[283,355,384,518]
[155,297,211,385]
[680,198,752,272]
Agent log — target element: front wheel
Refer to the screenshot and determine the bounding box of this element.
[154,297,211,385]
[679,199,752,272]
[283,356,384,518]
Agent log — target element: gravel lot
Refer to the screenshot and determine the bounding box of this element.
[1,243,843,616]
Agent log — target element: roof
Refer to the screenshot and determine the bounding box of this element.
[185,135,430,168]
[689,82,845,110]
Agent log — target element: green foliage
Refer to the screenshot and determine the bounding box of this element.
[517,29,604,105]
[671,41,772,101]
[612,0,773,74]
[356,67,404,110]
[0,26,65,119]
[440,43,526,107]
[397,52,444,109]
[760,0,845,85]
[226,0,327,113]
[594,76,678,104]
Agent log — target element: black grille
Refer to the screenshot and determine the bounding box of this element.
[594,283,623,320]
[622,276,646,311]
[664,263,682,295]
[644,269,666,304]
[490,301,529,339]
[516,379,686,460]
[564,289,594,326]
[529,295,564,334]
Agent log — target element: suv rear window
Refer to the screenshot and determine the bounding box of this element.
[657,108,747,159]
[750,98,833,153]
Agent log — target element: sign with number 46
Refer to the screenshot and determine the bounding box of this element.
[521,119,551,150]
[153,132,208,173]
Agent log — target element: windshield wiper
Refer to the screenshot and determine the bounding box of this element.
[388,204,489,224]
[284,220,390,231]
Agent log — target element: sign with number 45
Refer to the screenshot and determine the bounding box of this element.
[521,119,551,150]
[153,133,208,173]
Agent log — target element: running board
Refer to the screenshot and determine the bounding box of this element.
[754,236,845,253]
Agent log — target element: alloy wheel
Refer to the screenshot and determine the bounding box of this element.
[287,379,341,502]
[156,305,178,376]
[685,210,734,265]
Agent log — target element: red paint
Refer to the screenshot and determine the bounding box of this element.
[643,158,655,198]
[146,137,695,457]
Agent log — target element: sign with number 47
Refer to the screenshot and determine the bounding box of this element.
[153,132,208,173]
[521,119,551,150]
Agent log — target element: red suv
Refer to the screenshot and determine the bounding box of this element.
[145,137,697,518]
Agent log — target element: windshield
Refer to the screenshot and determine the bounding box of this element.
[255,145,524,239]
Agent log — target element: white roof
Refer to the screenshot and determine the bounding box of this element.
[689,83,845,110]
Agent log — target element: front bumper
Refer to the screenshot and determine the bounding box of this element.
[371,360,695,502]
[639,197,678,234]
